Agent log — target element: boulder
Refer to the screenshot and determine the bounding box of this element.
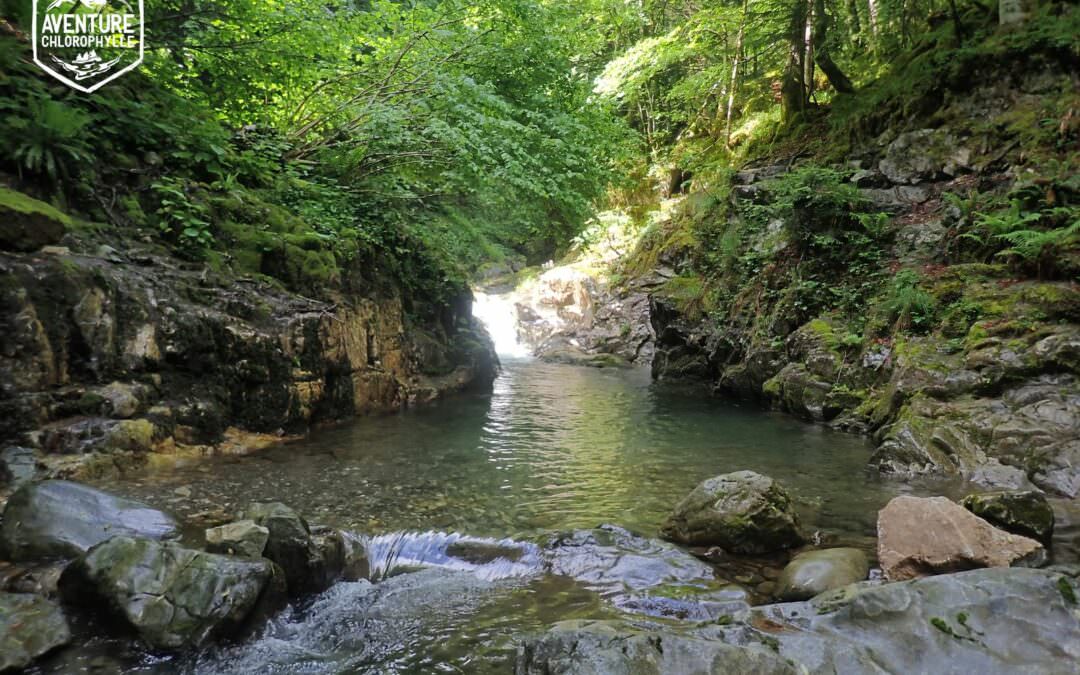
[205,519,269,558]
[515,620,797,675]
[774,547,869,600]
[59,536,283,649]
[960,490,1055,544]
[659,471,804,553]
[544,525,740,621]
[0,592,71,672]
[877,496,1045,581]
[244,502,343,594]
[0,480,180,561]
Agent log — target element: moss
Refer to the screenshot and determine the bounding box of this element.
[0,186,73,226]
[1059,577,1078,605]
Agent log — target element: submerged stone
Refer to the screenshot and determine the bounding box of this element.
[0,480,180,561]
[0,592,71,672]
[659,470,804,553]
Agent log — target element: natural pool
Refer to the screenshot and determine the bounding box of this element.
[59,358,1074,674]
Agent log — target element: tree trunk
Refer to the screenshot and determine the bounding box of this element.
[725,0,750,145]
[804,0,815,101]
[781,0,809,122]
[813,0,856,94]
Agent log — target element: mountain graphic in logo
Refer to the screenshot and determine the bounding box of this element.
[51,50,121,80]
[45,0,109,11]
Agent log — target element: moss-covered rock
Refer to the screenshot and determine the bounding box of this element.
[0,187,71,252]
[660,470,804,553]
[960,490,1055,544]
[59,536,283,649]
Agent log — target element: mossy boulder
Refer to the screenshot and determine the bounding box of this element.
[59,536,283,649]
[0,187,71,252]
[960,490,1055,545]
[660,470,804,553]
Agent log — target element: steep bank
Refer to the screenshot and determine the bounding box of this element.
[507,15,1080,497]
[0,190,496,488]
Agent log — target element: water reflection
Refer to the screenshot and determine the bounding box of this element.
[97,361,924,543]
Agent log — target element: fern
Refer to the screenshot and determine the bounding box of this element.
[5,98,92,184]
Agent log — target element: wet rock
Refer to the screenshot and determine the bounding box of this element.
[877,496,1045,581]
[774,548,869,601]
[205,519,269,558]
[960,490,1054,545]
[0,446,38,488]
[545,525,739,619]
[546,525,717,592]
[59,536,282,649]
[0,592,71,672]
[244,502,343,594]
[878,129,963,184]
[659,471,804,553]
[720,567,1080,673]
[0,480,180,561]
[515,619,796,675]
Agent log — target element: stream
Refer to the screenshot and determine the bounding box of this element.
[43,293,1074,674]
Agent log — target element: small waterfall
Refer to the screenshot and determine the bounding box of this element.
[361,530,542,581]
[472,290,532,359]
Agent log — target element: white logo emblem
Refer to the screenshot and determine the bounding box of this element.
[32,0,144,93]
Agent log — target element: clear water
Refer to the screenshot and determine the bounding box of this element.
[100,360,919,542]
[68,357,1077,674]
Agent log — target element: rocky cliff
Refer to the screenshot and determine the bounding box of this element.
[0,193,497,487]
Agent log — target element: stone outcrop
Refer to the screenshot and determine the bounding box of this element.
[659,471,804,553]
[0,591,71,672]
[517,567,1080,674]
[877,496,1045,580]
[515,619,796,675]
[0,480,180,561]
[774,547,868,600]
[59,536,283,649]
[961,490,1055,544]
[0,231,496,480]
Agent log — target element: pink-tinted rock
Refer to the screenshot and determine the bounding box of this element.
[876,496,1045,581]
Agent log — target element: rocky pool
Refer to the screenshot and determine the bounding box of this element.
[38,358,1076,674]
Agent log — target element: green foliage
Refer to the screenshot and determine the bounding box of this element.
[882,270,937,332]
[151,178,214,256]
[0,97,92,185]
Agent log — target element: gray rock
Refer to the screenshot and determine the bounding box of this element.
[0,480,180,561]
[961,490,1055,544]
[732,567,1080,673]
[205,519,269,558]
[0,592,71,672]
[244,502,343,594]
[774,547,869,600]
[515,619,796,675]
[59,536,283,649]
[0,447,38,488]
[660,471,804,553]
[878,129,956,184]
[545,525,739,620]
